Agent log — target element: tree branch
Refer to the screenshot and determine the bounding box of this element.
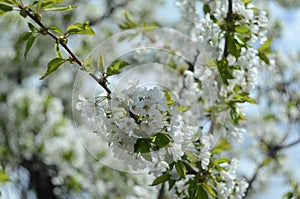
[18,4,111,96]
[223,0,233,58]
[157,183,165,199]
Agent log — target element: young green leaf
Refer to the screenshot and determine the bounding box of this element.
[97,52,105,74]
[196,185,209,199]
[258,37,272,53]
[41,0,64,8]
[211,138,232,155]
[66,21,96,35]
[106,60,130,76]
[0,0,17,5]
[24,36,36,58]
[0,3,12,12]
[0,169,9,183]
[175,161,186,178]
[17,31,32,43]
[49,26,63,35]
[203,184,218,198]
[55,42,62,58]
[151,172,170,186]
[81,56,95,73]
[134,138,151,153]
[152,133,171,148]
[228,35,241,58]
[44,5,77,12]
[213,157,230,165]
[40,58,66,79]
[235,26,250,35]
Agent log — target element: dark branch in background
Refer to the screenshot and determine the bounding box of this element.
[157,183,165,199]
[243,130,300,198]
[18,4,111,95]
[21,156,59,199]
[223,0,233,58]
[89,0,129,26]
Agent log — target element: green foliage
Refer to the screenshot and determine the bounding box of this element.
[151,172,170,186]
[97,52,105,74]
[134,133,172,154]
[228,35,241,58]
[65,176,82,192]
[106,60,130,76]
[283,181,300,199]
[258,37,273,64]
[0,3,12,12]
[40,57,67,79]
[0,0,17,5]
[188,180,209,199]
[81,56,94,73]
[211,139,232,155]
[66,21,95,35]
[0,169,9,183]
[119,12,139,30]
[175,161,186,179]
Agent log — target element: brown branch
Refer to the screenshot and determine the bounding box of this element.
[157,183,165,199]
[223,0,233,58]
[18,4,111,96]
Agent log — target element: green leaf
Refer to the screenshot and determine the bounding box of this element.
[134,138,151,153]
[0,0,17,5]
[258,52,269,64]
[49,26,63,34]
[188,180,198,197]
[175,161,186,178]
[228,35,241,58]
[242,0,252,5]
[283,192,294,199]
[24,36,36,58]
[0,3,12,11]
[203,184,218,198]
[232,92,257,104]
[152,133,171,148]
[196,185,209,199]
[81,56,95,73]
[178,106,189,112]
[258,37,272,53]
[203,4,210,15]
[28,22,38,32]
[261,157,272,166]
[168,179,176,190]
[40,58,66,79]
[164,90,175,105]
[66,21,96,35]
[18,31,32,43]
[211,139,232,155]
[41,0,64,8]
[106,60,130,76]
[55,42,62,58]
[151,172,170,186]
[0,169,9,183]
[97,52,105,74]
[213,157,230,165]
[44,5,77,11]
[118,12,138,30]
[235,26,250,35]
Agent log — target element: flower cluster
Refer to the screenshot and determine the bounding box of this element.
[77,82,200,171]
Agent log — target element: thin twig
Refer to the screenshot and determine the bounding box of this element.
[18,4,112,95]
[223,0,233,58]
[157,183,165,199]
